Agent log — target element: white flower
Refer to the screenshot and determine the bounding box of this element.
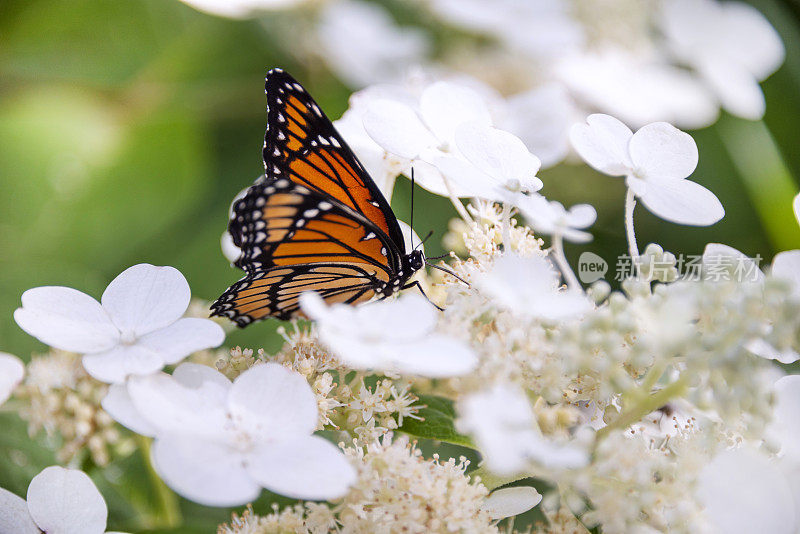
[556,48,718,129]
[570,114,724,226]
[0,352,24,405]
[300,292,477,378]
[103,362,356,506]
[317,0,428,88]
[660,0,785,120]
[772,250,800,299]
[0,466,126,534]
[14,264,225,384]
[456,385,588,475]
[362,81,492,196]
[794,193,800,226]
[177,0,305,18]
[481,486,542,520]
[432,122,543,203]
[474,254,592,321]
[517,194,597,243]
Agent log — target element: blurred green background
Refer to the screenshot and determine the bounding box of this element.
[0,0,799,528]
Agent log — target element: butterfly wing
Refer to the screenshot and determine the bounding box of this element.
[214,180,400,324]
[261,68,406,256]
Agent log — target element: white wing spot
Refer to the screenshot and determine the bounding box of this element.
[274,179,289,188]
[319,201,333,210]
[303,208,319,218]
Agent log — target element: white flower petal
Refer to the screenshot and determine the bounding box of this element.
[697,448,796,534]
[228,363,318,440]
[719,1,785,80]
[363,100,436,159]
[126,370,229,438]
[419,82,491,142]
[81,345,165,384]
[432,154,508,201]
[482,487,542,519]
[221,230,242,263]
[27,466,107,534]
[772,250,800,299]
[172,362,234,390]
[151,436,260,507]
[702,243,765,284]
[0,353,24,406]
[635,176,724,226]
[101,385,157,437]
[794,193,800,226]
[698,56,766,120]
[101,264,190,337]
[628,122,698,181]
[14,287,118,354]
[569,114,633,176]
[774,375,800,459]
[380,335,478,378]
[137,318,225,365]
[246,435,356,500]
[0,487,39,534]
[503,84,573,168]
[454,122,542,192]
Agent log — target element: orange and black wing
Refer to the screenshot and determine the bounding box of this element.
[213,179,398,324]
[260,68,406,255]
[211,262,383,325]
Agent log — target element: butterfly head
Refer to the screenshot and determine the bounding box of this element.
[408,249,424,273]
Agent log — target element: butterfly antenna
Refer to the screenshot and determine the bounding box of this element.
[414,230,434,252]
[410,166,416,250]
[425,261,471,288]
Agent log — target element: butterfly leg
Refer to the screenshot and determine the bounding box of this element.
[401,280,444,312]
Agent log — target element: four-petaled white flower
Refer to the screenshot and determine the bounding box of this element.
[14,264,225,384]
[474,254,592,321]
[362,81,492,196]
[433,121,543,203]
[0,465,126,534]
[102,362,356,506]
[300,292,477,378]
[456,384,588,476]
[0,352,24,406]
[660,0,785,120]
[517,194,597,243]
[570,114,724,226]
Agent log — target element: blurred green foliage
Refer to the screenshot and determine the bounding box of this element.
[1,0,799,530]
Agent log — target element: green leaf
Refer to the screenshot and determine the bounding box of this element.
[398,394,474,448]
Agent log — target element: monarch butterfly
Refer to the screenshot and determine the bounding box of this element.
[211,68,428,326]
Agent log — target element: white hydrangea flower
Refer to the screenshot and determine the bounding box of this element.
[456,384,588,475]
[177,0,305,18]
[0,466,126,534]
[481,486,542,520]
[474,254,592,321]
[102,362,356,506]
[701,243,765,284]
[556,48,718,130]
[317,0,428,88]
[794,193,800,225]
[570,114,724,226]
[660,0,785,120]
[517,194,597,243]
[14,264,225,384]
[0,352,24,406]
[300,292,477,378]
[772,251,800,299]
[432,122,543,203]
[362,81,492,196]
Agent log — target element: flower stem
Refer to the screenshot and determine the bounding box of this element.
[595,376,689,443]
[551,233,581,290]
[624,188,640,276]
[136,435,182,527]
[441,175,473,223]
